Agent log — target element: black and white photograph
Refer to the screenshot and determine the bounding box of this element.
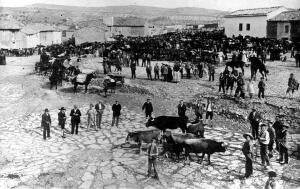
[0,0,300,188]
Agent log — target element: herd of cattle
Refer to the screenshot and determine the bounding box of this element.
[124,116,227,165]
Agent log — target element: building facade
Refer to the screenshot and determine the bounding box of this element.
[104,16,145,37]
[74,27,105,45]
[267,10,300,41]
[221,6,288,38]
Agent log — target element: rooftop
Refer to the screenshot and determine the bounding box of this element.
[224,6,284,17]
[21,24,59,34]
[269,10,300,21]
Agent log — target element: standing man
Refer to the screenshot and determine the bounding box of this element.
[258,77,266,99]
[41,108,51,140]
[154,63,160,80]
[219,72,226,94]
[70,105,81,135]
[185,62,191,79]
[208,64,215,81]
[194,99,205,122]
[267,121,276,159]
[205,98,214,127]
[259,123,270,168]
[147,138,159,179]
[177,100,187,120]
[58,107,66,138]
[248,108,262,140]
[146,64,153,80]
[130,59,136,79]
[235,72,245,98]
[95,101,105,129]
[242,133,254,178]
[142,99,153,119]
[277,124,289,164]
[273,114,285,152]
[112,101,121,127]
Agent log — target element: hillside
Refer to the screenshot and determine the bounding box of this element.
[0,3,228,28]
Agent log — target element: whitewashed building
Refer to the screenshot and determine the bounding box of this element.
[0,21,26,49]
[221,6,288,38]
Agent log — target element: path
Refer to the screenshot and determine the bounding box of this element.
[0,104,298,189]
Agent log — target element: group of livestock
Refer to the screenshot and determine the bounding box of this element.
[125,116,227,165]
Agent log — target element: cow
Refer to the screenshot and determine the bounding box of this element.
[146,116,188,133]
[161,132,196,161]
[183,139,227,165]
[186,121,205,138]
[125,129,162,153]
[249,56,269,81]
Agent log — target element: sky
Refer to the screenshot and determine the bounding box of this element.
[0,0,299,11]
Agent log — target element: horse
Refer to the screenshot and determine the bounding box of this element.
[249,56,269,81]
[225,60,245,75]
[72,73,95,93]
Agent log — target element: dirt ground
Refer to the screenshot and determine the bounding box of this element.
[0,55,299,188]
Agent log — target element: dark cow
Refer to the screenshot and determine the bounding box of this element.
[161,132,196,160]
[249,56,269,81]
[160,142,184,160]
[183,139,227,164]
[146,116,188,133]
[186,121,205,138]
[125,129,161,153]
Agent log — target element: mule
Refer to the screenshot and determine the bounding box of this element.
[249,57,269,81]
[72,73,95,93]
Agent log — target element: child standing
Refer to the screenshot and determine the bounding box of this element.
[247,79,255,99]
[258,77,266,99]
[86,104,96,131]
[242,133,254,178]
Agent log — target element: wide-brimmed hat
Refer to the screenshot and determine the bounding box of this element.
[268,171,277,177]
[59,107,66,110]
[243,133,254,140]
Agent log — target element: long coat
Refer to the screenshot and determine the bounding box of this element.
[70,109,81,124]
[142,102,153,114]
[112,104,121,117]
[41,113,51,127]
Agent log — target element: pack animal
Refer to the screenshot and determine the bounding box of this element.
[146,116,188,133]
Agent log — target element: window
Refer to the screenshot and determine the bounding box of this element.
[285,25,289,33]
[62,30,66,37]
[239,23,243,31]
[246,24,250,31]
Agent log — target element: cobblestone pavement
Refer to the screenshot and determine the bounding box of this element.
[1,104,299,189]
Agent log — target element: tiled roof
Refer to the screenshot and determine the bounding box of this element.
[224,6,283,17]
[111,17,145,27]
[269,10,300,21]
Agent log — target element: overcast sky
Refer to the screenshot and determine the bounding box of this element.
[0,0,299,11]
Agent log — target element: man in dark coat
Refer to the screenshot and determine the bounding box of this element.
[248,108,262,140]
[277,124,289,164]
[142,99,153,119]
[130,57,136,79]
[147,138,159,179]
[41,108,51,140]
[242,133,254,178]
[70,105,81,135]
[58,107,66,138]
[112,101,121,127]
[95,101,105,129]
[178,100,187,120]
[273,114,285,152]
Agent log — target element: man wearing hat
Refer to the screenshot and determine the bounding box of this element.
[142,98,153,119]
[265,171,278,189]
[41,108,51,140]
[277,124,289,164]
[248,108,262,140]
[58,107,66,138]
[70,105,81,135]
[242,133,254,178]
[259,123,270,168]
[272,114,285,152]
